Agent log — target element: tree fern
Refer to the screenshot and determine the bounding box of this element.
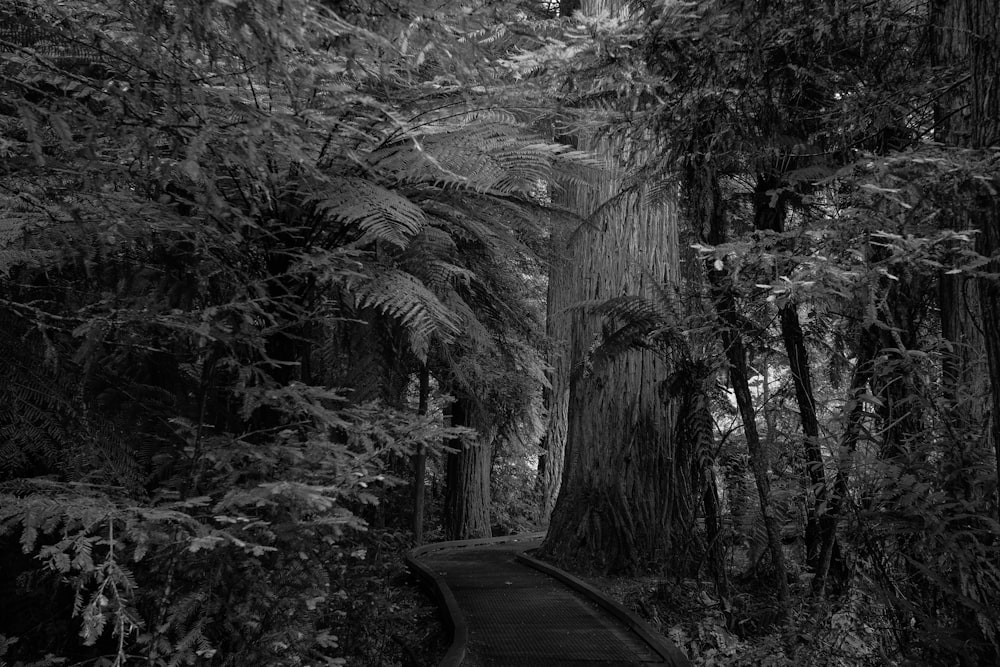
[312,177,426,249]
[348,268,461,361]
[369,121,603,195]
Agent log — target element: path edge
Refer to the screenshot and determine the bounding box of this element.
[404,546,467,667]
[516,550,693,667]
[405,533,545,667]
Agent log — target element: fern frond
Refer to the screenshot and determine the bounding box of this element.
[370,122,604,195]
[406,224,458,257]
[314,177,426,248]
[440,287,496,354]
[397,225,475,287]
[591,294,669,328]
[348,268,461,360]
[405,258,475,288]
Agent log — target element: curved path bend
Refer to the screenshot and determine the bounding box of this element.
[407,533,691,667]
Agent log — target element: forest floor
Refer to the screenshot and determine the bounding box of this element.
[580,569,898,667]
[389,569,449,667]
[341,547,448,667]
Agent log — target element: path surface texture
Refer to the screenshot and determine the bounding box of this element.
[408,534,691,667]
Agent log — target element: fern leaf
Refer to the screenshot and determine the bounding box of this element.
[370,122,604,195]
[349,269,461,359]
[590,294,670,328]
[314,177,425,248]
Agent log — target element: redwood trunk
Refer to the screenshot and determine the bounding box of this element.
[537,220,572,524]
[445,399,492,540]
[539,138,682,573]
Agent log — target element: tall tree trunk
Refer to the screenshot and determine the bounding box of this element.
[537,221,571,524]
[952,4,1000,659]
[753,176,834,576]
[966,0,1000,511]
[444,398,493,540]
[537,0,685,574]
[539,145,682,573]
[934,32,991,487]
[933,0,999,499]
[690,154,790,614]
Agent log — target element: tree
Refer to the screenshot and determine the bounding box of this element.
[536,0,687,574]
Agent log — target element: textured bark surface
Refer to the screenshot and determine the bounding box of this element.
[537,217,572,524]
[539,130,682,573]
[536,0,685,573]
[445,400,493,540]
[964,5,1000,658]
[965,0,1000,505]
[932,0,992,468]
[933,0,1000,495]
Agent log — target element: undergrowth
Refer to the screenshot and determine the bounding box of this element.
[582,562,903,667]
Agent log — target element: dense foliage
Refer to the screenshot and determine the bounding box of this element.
[3,0,1000,666]
[534,1,1000,664]
[0,0,577,664]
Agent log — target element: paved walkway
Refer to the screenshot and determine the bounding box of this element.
[410,534,691,667]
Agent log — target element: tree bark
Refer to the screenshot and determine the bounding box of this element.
[538,139,683,573]
[931,0,994,495]
[536,0,686,574]
[965,0,1000,512]
[937,4,1000,659]
[708,269,790,614]
[444,398,493,540]
[778,302,830,570]
[537,219,572,524]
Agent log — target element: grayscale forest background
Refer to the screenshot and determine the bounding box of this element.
[1,0,999,665]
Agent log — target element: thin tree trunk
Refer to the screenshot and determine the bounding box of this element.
[412,364,429,544]
[693,156,789,614]
[708,269,790,615]
[694,390,730,602]
[779,302,830,571]
[813,325,878,595]
[753,176,833,574]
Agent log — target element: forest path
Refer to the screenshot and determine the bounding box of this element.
[408,534,691,667]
